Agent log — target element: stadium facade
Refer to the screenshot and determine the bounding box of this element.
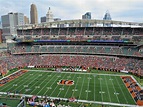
[0,19,143,106]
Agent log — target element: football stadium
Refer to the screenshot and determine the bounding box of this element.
[0,18,143,107]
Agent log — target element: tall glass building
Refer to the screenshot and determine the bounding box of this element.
[82,12,91,27]
[103,11,112,27]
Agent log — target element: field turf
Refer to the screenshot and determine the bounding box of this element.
[0,70,136,105]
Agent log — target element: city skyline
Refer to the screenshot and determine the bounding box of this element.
[0,0,143,23]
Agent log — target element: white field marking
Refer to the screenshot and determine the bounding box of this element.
[0,69,22,81]
[13,84,17,86]
[48,73,68,97]
[72,74,80,97]
[24,69,131,77]
[104,75,111,102]
[85,90,91,93]
[47,75,51,77]
[114,92,119,95]
[47,87,52,90]
[57,73,73,97]
[0,92,137,107]
[94,74,96,101]
[39,74,42,76]
[29,73,53,94]
[99,91,105,94]
[35,86,40,89]
[72,89,78,91]
[0,72,31,91]
[18,73,45,93]
[99,75,103,102]
[57,75,61,77]
[86,74,91,100]
[2,72,33,92]
[43,73,62,95]
[59,88,64,90]
[98,78,103,80]
[23,85,28,88]
[67,76,71,78]
[37,72,57,95]
[25,88,31,92]
[0,92,138,107]
[88,77,92,79]
[114,76,128,104]
[64,73,77,98]
[109,76,120,103]
[30,74,33,75]
[120,76,137,104]
[79,74,86,99]
[71,74,82,98]
[109,79,113,80]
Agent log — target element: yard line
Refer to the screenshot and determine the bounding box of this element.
[13,72,43,93]
[0,72,33,92]
[28,72,54,94]
[114,76,128,104]
[104,75,111,102]
[86,74,91,100]
[63,73,76,98]
[44,73,67,96]
[99,75,103,102]
[79,74,86,99]
[0,72,31,91]
[36,72,57,95]
[71,74,82,98]
[94,74,96,101]
[109,75,120,103]
[57,73,73,97]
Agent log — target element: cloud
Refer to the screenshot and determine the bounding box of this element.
[0,0,143,22]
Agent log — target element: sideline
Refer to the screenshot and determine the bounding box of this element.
[0,92,137,107]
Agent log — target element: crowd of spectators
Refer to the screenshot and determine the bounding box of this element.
[8,44,143,57]
[0,70,28,86]
[0,53,142,76]
[122,76,143,106]
[17,27,143,42]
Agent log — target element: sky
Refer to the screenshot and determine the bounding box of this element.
[0,0,143,23]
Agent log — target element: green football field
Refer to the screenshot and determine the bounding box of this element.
[0,70,136,106]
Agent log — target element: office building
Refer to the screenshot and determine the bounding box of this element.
[30,4,38,24]
[82,12,91,27]
[41,16,46,23]
[1,12,24,42]
[24,16,29,24]
[103,10,112,27]
[46,7,54,22]
[0,29,2,43]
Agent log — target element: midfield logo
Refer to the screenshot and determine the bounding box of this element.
[57,80,74,86]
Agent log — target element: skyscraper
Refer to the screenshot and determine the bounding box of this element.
[82,12,91,27]
[30,4,38,24]
[1,12,24,42]
[103,10,112,27]
[46,7,54,22]
[24,16,29,24]
[103,10,112,20]
[82,12,91,20]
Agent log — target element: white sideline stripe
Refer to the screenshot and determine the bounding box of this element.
[0,92,137,107]
[0,69,21,81]
[22,69,131,76]
[115,76,128,104]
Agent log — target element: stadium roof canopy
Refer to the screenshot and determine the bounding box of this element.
[17,19,143,30]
